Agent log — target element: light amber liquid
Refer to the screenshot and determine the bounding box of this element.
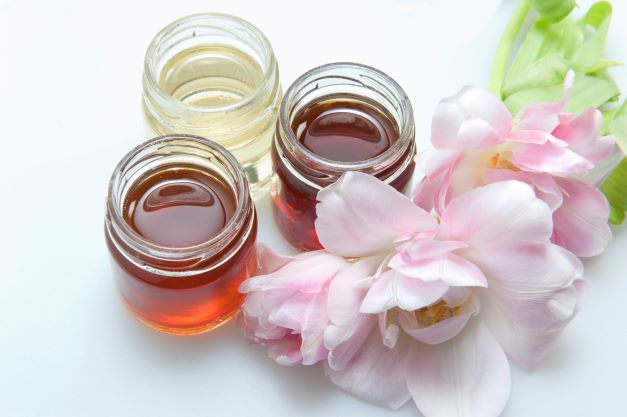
[160,46,263,107]
[144,45,279,193]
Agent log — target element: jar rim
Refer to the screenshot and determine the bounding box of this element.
[278,62,415,173]
[106,134,252,261]
[143,12,278,115]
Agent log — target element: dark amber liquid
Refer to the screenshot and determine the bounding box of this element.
[272,98,414,251]
[108,165,257,335]
[294,100,397,162]
[123,167,235,247]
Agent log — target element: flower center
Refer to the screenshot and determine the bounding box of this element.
[489,153,500,168]
[415,300,462,327]
[488,152,518,171]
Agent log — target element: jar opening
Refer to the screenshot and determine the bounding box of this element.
[278,62,415,174]
[291,96,400,163]
[106,135,251,261]
[122,164,237,248]
[144,13,277,115]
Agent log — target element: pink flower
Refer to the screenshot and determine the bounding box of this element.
[413,72,616,257]
[239,247,348,365]
[240,172,584,417]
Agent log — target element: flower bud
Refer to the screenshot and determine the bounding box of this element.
[529,0,575,22]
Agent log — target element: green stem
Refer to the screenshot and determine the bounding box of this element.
[488,0,532,97]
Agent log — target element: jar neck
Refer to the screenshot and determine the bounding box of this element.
[275,62,415,188]
[105,135,254,273]
[142,13,281,142]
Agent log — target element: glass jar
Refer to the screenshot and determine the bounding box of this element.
[142,13,282,192]
[105,135,257,335]
[271,63,416,251]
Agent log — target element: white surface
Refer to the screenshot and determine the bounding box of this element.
[1,0,626,416]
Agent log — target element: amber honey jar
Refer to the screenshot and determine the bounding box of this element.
[271,63,416,251]
[105,135,257,335]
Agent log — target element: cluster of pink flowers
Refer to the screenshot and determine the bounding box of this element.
[415,72,615,257]
[239,73,617,417]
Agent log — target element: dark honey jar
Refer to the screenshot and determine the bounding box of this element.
[271,63,416,251]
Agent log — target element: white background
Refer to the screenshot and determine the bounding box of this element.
[1,0,626,416]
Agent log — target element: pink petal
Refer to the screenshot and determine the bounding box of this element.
[378,311,400,348]
[456,118,503,148]
[396,238,468,263]
[442,286,473,307]
[389,252,487,287]
[395,275,449,311]
[268,334,304,366]
[508,129,567,147]
[325,256,382,371]
[416,149,461,178]
[415,149,494,217]
[326,255,382,325]
[397,296,479,345]
[518,101,563,121]
[465,241,584,369]
[326,315,375,372]
[431,96,466,149]
[439,149,496,214]
[325,331,411,410]
[316,172,438,258]
[466,242,583,330]
[447,148,496,198]
[482,169,564,211]
[406,322,511,417]
[457,87,512,134]
[517,70,572,120]
[510,142,594,177]
[256,244,298,274]
[482,279,585,371]
[413,150,460,212]
[268,292,314,330]
[360,270,449,313]
[241,290,292,341]
[431,86,511,149]
[553,108,615,165]
[514,114,560,134]
[465,242,583,310]
[438,180,553,247]
[300,283,331,365]
[582,145,624,186]
[239,251,348,294]
[552,178,611,257]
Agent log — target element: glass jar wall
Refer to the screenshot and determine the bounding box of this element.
[142,13,282,192]
[105,135,257,335]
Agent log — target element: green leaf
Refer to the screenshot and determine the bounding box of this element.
[610,115,627,155]
[565,73,620,114]
[602,98,627,225]
[505,83,563,116]
[600,96,627,135]
[557,17,584,59]
[602,159,627,225]
[609,205,625,225]
[614,99,627,119]
[507,19,567,81]
[500,0,619,116]
[529,0,576,22]
[504,72,619,116]
[503,53,570,97]
[571,2,613,72]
